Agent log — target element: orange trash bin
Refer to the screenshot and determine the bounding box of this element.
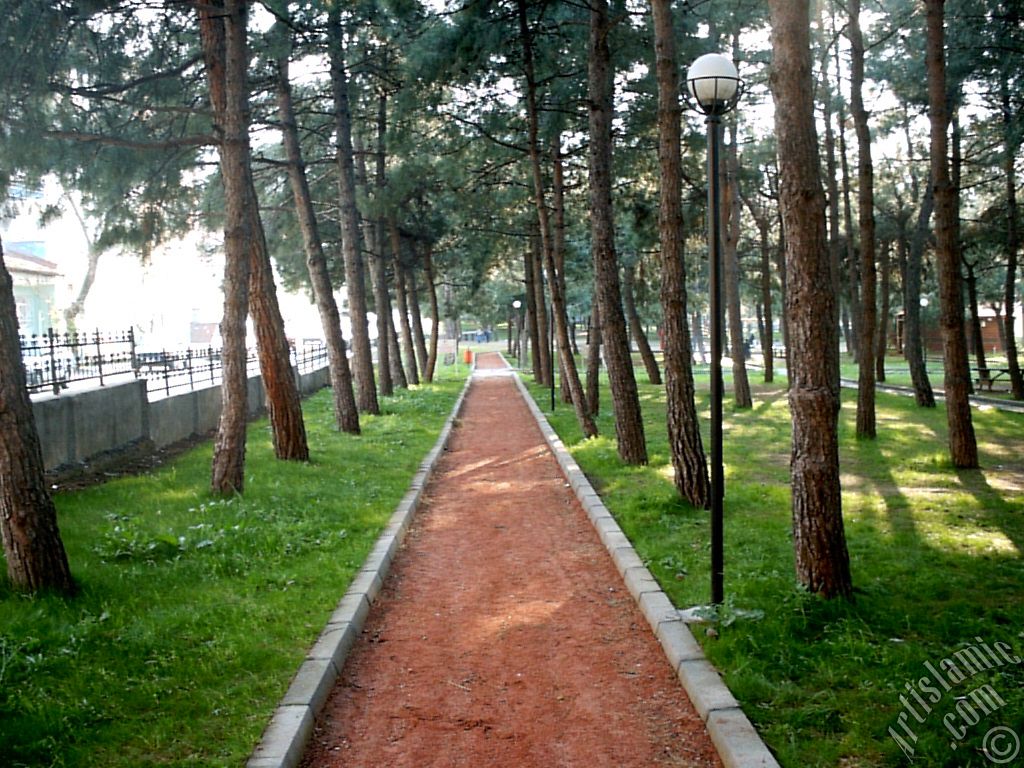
[463,348,473,364]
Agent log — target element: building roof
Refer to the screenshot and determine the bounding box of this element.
[3,245,60,277]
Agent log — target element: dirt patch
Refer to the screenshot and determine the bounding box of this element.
[301,352,720,767]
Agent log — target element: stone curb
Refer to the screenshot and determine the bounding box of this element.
[246,361,476,768]
[509,369,780,768]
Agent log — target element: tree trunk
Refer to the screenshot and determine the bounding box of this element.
[768,0,853,599]
[389,222,420,386]
[407,265,430,381]
[776,212,792,383]
[836,84,861,359]
[276,52,359,433]
[328,10,378,415]
[247,184,309,461]
[876,239,891,383]
[1000,52,1023,399]
[755,217,774,383]
[723,132,752,408]
[850,0,877,439]
[588,0,647,464]
[201,0,252,495]
[906,178,937,407]
[586,297,602,416]
[388,307,408,389]
[818,4,843,364]
[529,229,551,386]
[965,261,988,374]
[651,0,710,507]
[523,246,541,381]
[623,262,661,385]
[926,0,978,468]
[552,141,575,405]
[365,96,393,398]
[0,240,76,595]
[422,245,440,382]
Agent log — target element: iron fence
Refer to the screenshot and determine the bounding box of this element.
[19,328,328,397]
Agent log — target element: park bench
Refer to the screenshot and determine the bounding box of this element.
[974,367,1010,391]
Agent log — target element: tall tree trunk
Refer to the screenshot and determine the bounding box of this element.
[876,239,891,383]
[552,141,575,405]
[407,264,430,380]
[586,297,602,416]
[818,3,843,363]
[746,211,775,383]
[364,95,393,398]
[201,0,252,494]
[423,245,440,382]
[723,128,752,408]
[965,261,988,374]
[388,307,408,389]
[0,240,76,595]
[833,31,861,362]
[906,178,937,406]
[623,262,661,385]
[389,226,419,386]
[951,108,975,396]
[769,0,853,599]
[328,10,378,415]
[529,229,551,386]
[275,45,359,434]
[651,0,710,507]
[1000,47,1023,399]
[245,169,309,461]
[523,245,541,382]
[776,211,792,383]
[850,0,877,439]
[588,0,647,464]
[926,0,978,468]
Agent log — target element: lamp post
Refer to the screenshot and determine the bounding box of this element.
[687,53,742,607]
[512,299,523,370]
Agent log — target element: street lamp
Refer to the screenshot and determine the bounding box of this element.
[512,299,523,369]
[687,52,742,607]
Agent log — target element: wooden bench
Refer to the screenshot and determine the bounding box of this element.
[975,367,1010,391]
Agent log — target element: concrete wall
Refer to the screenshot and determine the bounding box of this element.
[33,365,329,472]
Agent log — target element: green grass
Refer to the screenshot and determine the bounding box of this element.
[0,369,465,767]
[524,371,1024,767]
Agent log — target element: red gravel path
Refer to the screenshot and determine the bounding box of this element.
[300,351,721,767]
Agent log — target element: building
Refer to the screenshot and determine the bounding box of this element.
[6,242,61,338]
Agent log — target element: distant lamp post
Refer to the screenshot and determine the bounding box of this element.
[687,52,743,607]
[512,299,523,369]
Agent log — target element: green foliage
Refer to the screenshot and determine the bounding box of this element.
[526,371,1024,766]
[0,373,464,767]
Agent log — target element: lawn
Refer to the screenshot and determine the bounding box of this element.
[0,369,465,767]
[525,370,1024,767]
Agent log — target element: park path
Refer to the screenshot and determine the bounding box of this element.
[300,352,721,767]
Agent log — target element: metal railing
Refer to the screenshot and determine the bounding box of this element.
[19,328,328,397]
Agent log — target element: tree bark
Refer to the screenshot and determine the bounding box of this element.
[523,245,541,381]
[723,130,752,408]
[389,222,419,386]
[407,265,430,382]
[552,141,574,404]
[906,177,937,406]
[1000,57,1023,399]
[743,199,775,383]
[201,0,251,494]
[964,260,988,374]
[586,297,602,416]
[388,307,408,389]
[423,244,440,382]
[850,0,877,439]
[275,42,359,434]
[0,239,76,594]
[836,86,861,359]
[530,230,551,387]
[623,262,661,385]
[328,10,378,415]
[876,239,891,383]
[650,0,710,506]
[361,98,393,398]
[926,0,978,468]
[588,0,647,464]
[768,0,853,599]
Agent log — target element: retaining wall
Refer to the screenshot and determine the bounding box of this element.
[32,366,330,473]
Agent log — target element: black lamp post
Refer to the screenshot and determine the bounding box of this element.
[687,52,742,607]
